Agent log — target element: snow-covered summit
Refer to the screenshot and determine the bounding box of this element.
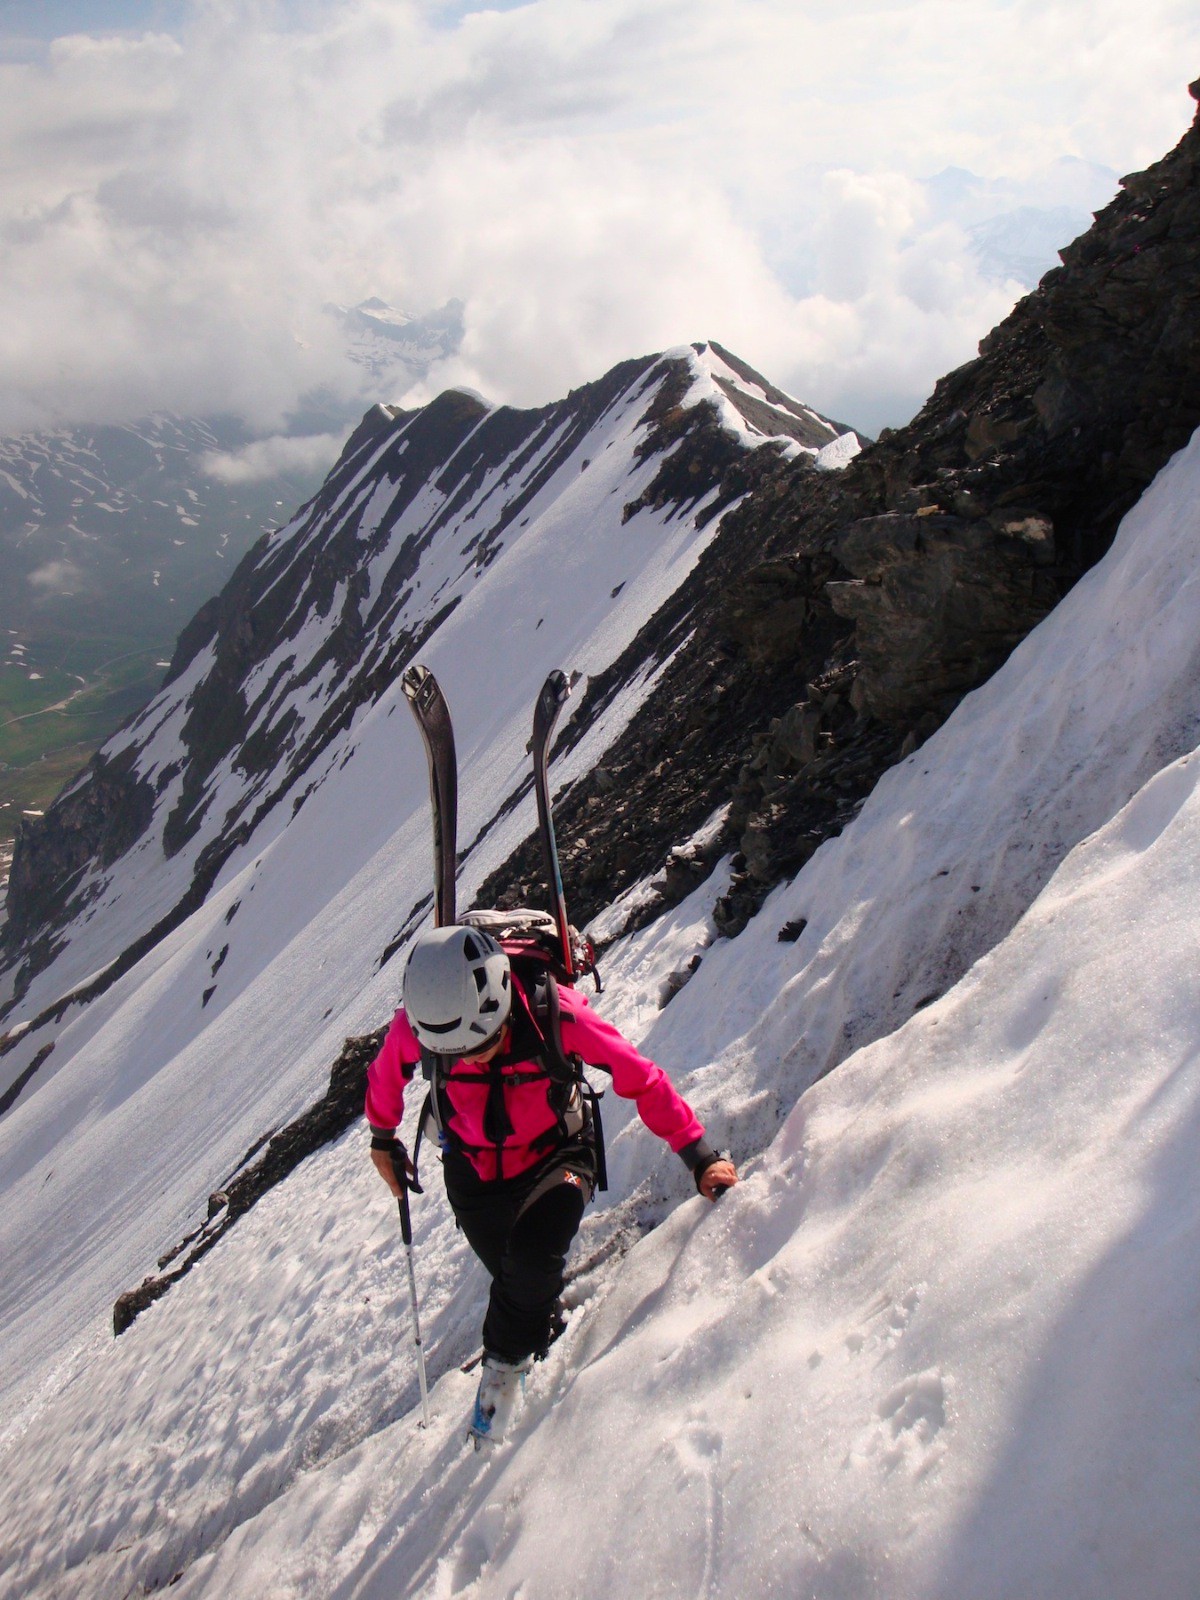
[687,339,864,460]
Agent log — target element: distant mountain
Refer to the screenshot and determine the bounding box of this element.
[0,412,322,642]
[965,204,1094,286]
[0,300,466,644]
[923,157,1120,288]
[0,300,465,866]
[326,296,465,387]
[0,341,858,1015]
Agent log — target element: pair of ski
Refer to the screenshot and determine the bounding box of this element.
[401,664,576,978]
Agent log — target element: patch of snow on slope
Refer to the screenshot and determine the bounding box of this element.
[17,551,1196,1600]
[816,430,862,470]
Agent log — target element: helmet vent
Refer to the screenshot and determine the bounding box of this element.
[420,1016,462,1035]
[463,934,483,961]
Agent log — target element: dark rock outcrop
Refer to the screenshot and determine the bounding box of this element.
[6,750,155,944]
[827,509,1058,721]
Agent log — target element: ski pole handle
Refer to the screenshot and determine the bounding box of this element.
[397,1181,414,1246]
[387,1140,421,1198]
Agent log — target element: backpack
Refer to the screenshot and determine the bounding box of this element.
[411,909,609,1189]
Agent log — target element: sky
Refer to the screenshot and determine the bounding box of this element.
[1,0,1197,440]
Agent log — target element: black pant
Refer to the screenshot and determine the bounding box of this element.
[443,1140,594,1363]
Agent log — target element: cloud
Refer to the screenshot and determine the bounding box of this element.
[200,430,349,484]
[0,0,1197,439]
[28,558,84,593]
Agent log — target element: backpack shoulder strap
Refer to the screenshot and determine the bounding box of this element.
[522,968,579,1081]
[536,973,610,1192]
[418,1043,441,1084]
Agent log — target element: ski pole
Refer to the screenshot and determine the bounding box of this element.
[394,1159,431,1429]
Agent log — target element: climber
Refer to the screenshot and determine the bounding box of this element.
[366,923,738,1443]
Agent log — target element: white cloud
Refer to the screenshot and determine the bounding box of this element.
[0,0,1197,438]
[200,430,349,484]
[28,558,84,592]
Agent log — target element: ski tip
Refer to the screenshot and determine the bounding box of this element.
[401,663,429,699]
[541,668,571,707]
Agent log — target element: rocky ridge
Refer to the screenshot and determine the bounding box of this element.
[1,345,850,1021]
[484,87,1200,937]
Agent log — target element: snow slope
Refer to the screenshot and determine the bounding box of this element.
[162,732,1200,1600]
[2,413,1199,1593]
[0,342,834,1416]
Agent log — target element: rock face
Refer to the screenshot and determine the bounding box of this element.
[481,90,1200,934]
[6,749,155,951]
[826,509,1057,721]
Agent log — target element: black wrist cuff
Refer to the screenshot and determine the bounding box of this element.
[370,1132,400,1151]
[677,1136,717,1174]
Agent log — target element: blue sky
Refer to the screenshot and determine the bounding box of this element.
[0,1,189,39]
[1,0,1197,437]
[0,1,530,39]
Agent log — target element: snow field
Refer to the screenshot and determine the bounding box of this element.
[1,401,1199,1596]
[106,733,1200,1600]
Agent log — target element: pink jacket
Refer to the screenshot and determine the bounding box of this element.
[365,979,705,1183]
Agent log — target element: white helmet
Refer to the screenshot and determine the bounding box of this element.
[403,925,512,1055]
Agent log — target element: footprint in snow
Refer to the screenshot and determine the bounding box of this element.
[847,1369,951,1480]
[841,1284,924,1359]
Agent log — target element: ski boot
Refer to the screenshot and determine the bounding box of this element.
[469,1352,530,1448]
